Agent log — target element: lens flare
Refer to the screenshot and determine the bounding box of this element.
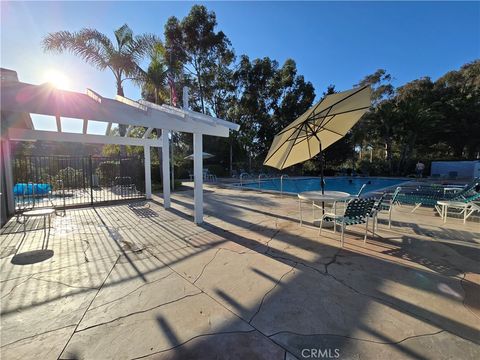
[44,69,70,89]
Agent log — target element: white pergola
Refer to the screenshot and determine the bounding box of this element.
[1,70,239,224]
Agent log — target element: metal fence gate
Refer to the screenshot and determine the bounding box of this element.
[13,155,145,212]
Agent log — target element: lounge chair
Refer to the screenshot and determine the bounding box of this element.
[397,180,479,212]
[319,198,376,247]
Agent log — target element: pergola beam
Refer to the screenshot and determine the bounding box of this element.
[8,128,162,147]
[143,127,153,139]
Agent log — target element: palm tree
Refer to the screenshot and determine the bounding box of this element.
[43,24,158,155]
[139,43,170,105]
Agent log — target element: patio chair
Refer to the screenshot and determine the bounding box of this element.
[354,183,367,198]
[331,183,367,214]
[372,186,402,229]
[319,198,376,247]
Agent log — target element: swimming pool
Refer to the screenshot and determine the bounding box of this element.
[235,177,409,195]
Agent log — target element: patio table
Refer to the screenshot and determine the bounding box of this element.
[437,200,471,224]
[22,208,55,236]
[298,191,352,226]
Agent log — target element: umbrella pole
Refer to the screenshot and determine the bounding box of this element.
[319,143,325,214]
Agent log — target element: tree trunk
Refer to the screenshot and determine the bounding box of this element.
[398,133,417,175]
[116,78,127,158]
[453,144,465,158]
[385,137,393,176]
[194,59,205,114]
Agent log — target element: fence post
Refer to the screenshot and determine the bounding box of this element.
[89,155,94,205]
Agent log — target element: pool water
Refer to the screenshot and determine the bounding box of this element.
[236,177,408,195]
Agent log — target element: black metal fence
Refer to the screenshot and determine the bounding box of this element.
[13,155,145,212]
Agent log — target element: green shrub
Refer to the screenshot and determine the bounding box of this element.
[55,167,85,188]
[97,161,118,185]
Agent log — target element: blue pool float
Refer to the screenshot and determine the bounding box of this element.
[13,183,52,196]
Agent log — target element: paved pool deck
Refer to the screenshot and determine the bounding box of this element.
[1,185,479,359]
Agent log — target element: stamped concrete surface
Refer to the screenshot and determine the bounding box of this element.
[1,185,479,360]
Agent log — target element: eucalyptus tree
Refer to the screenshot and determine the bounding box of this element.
[231,56,315,170]
[434,60,480,158]
[164,5,235,114]
[354,69,397,173]
[43,24,159,155]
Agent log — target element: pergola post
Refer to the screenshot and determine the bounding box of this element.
[1,139,15,216]
[193,133,203,224]
[162,129,170,208]
[144,145,151,199]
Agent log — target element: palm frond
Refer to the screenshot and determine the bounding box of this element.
[114,24,133,49]
[43,28,114,70]
[128,34,161,64]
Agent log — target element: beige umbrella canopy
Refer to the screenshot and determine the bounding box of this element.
[264,85,372,193]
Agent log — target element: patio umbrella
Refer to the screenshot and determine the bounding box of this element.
[184,152,214,160]
[264,85,372,195]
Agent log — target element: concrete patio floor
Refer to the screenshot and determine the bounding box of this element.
[1,185,479,359]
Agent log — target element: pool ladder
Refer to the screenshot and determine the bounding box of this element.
[239,173,250,187]
[258,174,268,188]
[280,175,289,195]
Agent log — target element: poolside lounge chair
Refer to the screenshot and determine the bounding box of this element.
[397,180,479,212]
[319,198,376,247]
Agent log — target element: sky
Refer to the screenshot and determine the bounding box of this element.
[1,1,479,132]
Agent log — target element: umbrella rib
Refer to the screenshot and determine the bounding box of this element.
[309,105,371,123]
[322,85,370,114]
[314,104,335,132]
[320,127,345,137]
[264,123,304,164]
[306,130,312,159]
[315,114,337,132]
[285,133,310,141]
[307,96,327,122]
[310,85,370,128]
[275,121,305,136]
[279,123,305,169]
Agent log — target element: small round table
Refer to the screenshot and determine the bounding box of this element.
[298,191,352,226]
[23,208,55,235]
[437,200,470,224]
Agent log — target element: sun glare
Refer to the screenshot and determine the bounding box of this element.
[44,69,70,90]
